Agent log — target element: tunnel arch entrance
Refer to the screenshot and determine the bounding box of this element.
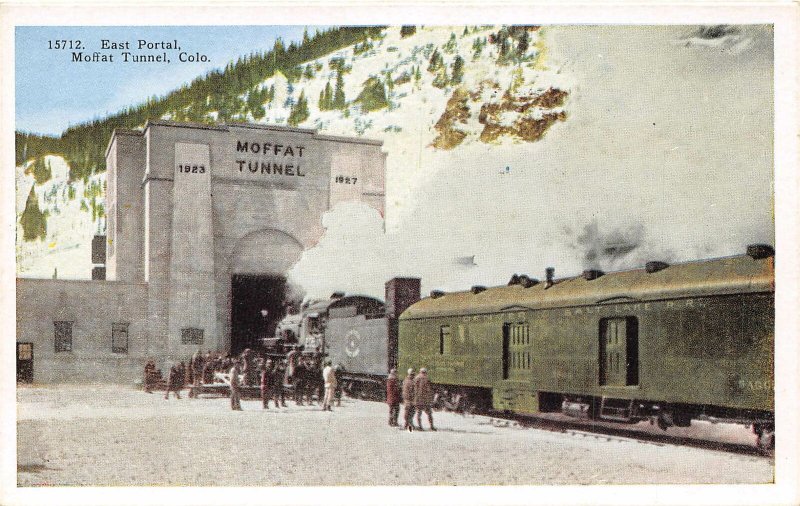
[229,229,304,354]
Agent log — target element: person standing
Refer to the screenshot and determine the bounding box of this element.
[312,349,325,402]
[414,367,436,431]
[322,360,337,411]
[286,346,300,386]
[402,368,416,431]
[294,359,307,405]
[260,359,273,409]
[189,350,204,398]
[386,368,401,427]
[177,361,187,390]
[164,363,182,400]
[229,360,243,411]
[272,360,288,407]
[334,365,343,407]
[143,359,156,393]
[202,352,214,384]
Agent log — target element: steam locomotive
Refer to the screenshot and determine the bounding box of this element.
[266,278,420,397]
[268,245,775,451]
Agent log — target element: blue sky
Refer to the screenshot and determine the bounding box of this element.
[15,26,316,135]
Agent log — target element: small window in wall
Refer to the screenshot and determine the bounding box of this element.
[54,321,73,352]
[181,328,204,345]
[112,323,129,354]
[439,325,451,354]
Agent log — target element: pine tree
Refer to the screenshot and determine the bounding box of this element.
[517,30,530,59]
[288,90,309,126]
[472,37,484,60]
[355,77,389,112]
[510,66,524,93]
[400,25,416,38]
[319,81,333,110]
[443,33,457,54]
[432,66,448,89]
[463,26,469,36]
[20,186,46,241]
[451,55,464,84]
[498,36,509,62]
[31,157,52,184]
[252,104,265,120]
[496,27,511,64]
[333,71,346,109]
[428,48,443,73]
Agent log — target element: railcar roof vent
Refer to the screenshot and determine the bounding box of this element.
[582,269,604,281]
[508,274,521,286]
[430,290,446,299]
[645,261,669,273]
[519,275,539,288]
[747,244,775,260]
[545,267,555,289]
[471,285,487,294]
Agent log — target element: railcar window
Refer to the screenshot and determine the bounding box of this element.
[54,321,73,352]
[307,317,323,334]
[439,325,451,354]
[503,322,532,379]
[18,343,33,360]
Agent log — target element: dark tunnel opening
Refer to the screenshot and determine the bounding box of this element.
[230,274,287,355]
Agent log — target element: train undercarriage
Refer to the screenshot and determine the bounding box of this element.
[540,392,774,454]
[409,385,774,454]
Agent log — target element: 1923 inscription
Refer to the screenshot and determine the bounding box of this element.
[177,164,206,174]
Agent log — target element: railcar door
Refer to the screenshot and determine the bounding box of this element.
[17,342,33,383]
[502,322,531,381]
[599,317,639,387]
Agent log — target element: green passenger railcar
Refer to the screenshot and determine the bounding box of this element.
[398,247,774,449]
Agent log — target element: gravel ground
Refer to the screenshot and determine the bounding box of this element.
[16,385,773,487]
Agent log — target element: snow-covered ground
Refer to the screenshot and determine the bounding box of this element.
[15,155,105,279]
[16,385,772,486]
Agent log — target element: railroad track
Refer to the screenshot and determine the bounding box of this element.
[476,409,771,458]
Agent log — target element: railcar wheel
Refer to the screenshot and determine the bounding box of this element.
[757,430,775,456]
[464,401,477,416]
[656,412,673,431]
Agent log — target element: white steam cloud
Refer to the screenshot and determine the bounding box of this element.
[289,26,774,300]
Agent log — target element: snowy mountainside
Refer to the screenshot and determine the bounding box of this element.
[16,25,570,279]
[16,156,105,279]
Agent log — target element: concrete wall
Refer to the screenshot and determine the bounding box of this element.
[21,121,385,383]
[16,279,149,383]
[167,142,217,355]
[140,121,385,354]
[105,130,145,282]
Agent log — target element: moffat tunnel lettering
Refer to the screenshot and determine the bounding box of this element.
[235,140,306,177]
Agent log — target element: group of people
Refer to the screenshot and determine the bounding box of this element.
[147,351,441,432]
[149,346,342,412]
[385,367,436,432]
